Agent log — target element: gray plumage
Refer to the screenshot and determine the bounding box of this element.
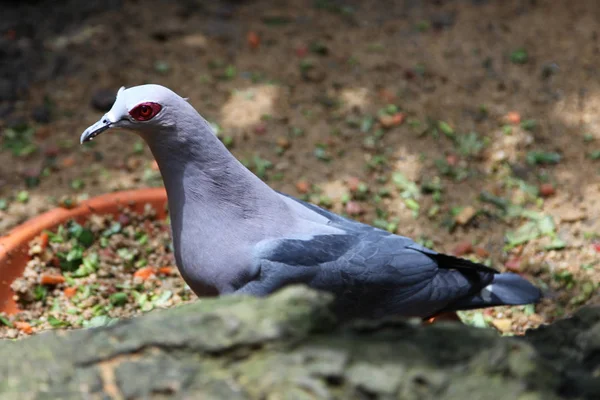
[80,84,542,320]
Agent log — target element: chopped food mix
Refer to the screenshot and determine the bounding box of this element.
[0,204,195,339]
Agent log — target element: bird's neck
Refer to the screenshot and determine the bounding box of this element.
[142,116,286,233]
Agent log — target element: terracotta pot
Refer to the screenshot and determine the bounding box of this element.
[0,188,168,315]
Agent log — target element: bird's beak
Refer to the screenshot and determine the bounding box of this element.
[80,117,113,144]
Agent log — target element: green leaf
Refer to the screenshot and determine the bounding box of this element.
[520,119,537,131]
[372,219,389,230]
[360,116,374,133]
[2,125,37,156]
[78,229,94,247]
[392,172,420,199]
[505,221,540,248]
[456,132,485,157]
[437,121,455,138]
[537,216,555,235]
[545,237,566,250]
[479,191,509,210]
[261,15,292,26]
[68,223,94,246]
[526,151,561,165]
[82,315,119,329]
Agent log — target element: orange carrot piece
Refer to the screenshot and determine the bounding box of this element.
[39,232,49,251]
[61,157,76,168]
[506,111,521,125]
[14,321,33,334]
[157,267,174,276]
[247,31,260,49]
[64,287,77,298]
[391,112,405,126]
[133,267,156,280]
[40,273,65,285]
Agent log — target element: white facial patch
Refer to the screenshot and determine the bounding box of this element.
[105,86,130,123]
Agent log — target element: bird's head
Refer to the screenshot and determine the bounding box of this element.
[80,84,186,144]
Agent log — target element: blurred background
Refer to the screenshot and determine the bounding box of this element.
[0,0,599,333]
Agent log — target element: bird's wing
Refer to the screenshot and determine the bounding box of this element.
[236,229,497,319]
[276,190,351,223]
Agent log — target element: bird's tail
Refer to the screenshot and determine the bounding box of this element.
[447,272,542,311]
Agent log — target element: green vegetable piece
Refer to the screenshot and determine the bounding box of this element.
[0,315,13,327]
[70,179,85,190]
[33,285,48,302]
[102,222,122,237]
[47,316,68,328]
[154,61,170,74]
[72,253,99,277]
[526,151,561,165]
[404,198,420,212]
[110,292,129,306]
[16,191,29,203]
[117,248,136,263]
[153,290,173,307]
[133,141,144,154]
[510,49,528,64]
[223,65,236,79]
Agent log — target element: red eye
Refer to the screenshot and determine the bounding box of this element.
[129,102,162,121]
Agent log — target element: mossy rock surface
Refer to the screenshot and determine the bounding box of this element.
[0,286,598,399]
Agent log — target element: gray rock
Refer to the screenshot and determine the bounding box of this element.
[0,286,597,399]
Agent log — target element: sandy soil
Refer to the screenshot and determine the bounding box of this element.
[1,0,599,334]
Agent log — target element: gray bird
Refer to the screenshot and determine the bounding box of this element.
[80,85,542,320]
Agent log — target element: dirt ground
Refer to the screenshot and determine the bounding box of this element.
[1,0,599,334]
